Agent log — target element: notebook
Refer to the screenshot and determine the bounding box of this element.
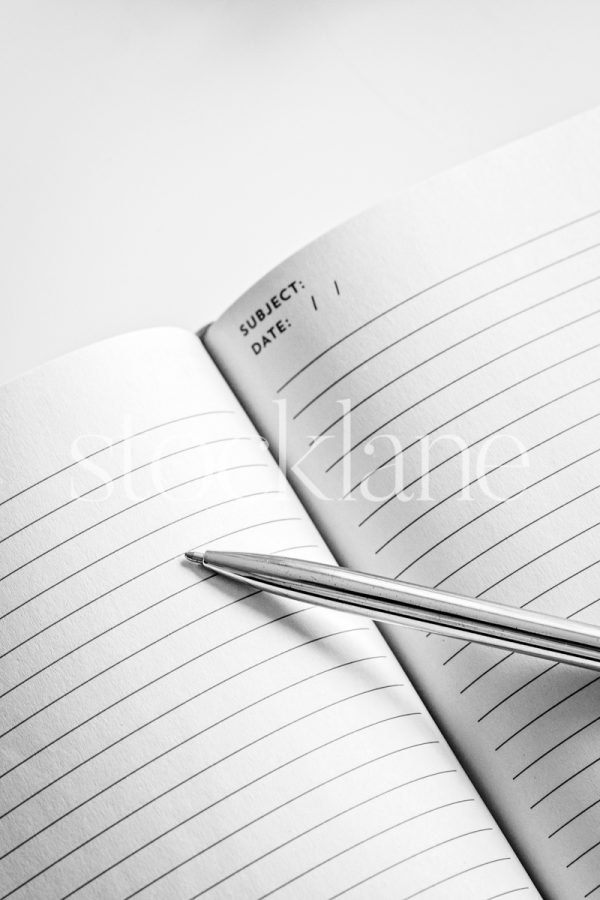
[2,107,600,900]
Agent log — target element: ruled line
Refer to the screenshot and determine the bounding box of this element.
[436,476,600,589]
[195,798,474,900]
[0,542,319,709]
[481,889,530,900]
[385,412,600,564]
[442,644,468,667]
[61,713,410,900]
[477,664,558,723]
[184,770,456,899]
[326,304,600,474]
[299,252,600,425]
[0,603,318,783]
[0,463,269,584]
[347,341,600,499]
[0,607,321,820]
[4,664,394,898]
[0,489,286,630]
[275,206,600,394]
[269,544,320,557]
[326,830,497,900]
[359,371,600,527]
[460,653,512,695]
[567,837,600,868]
[0,578,211,702]
[521,561,600,611]
[564,593,600,619]
[0,628,370,851]
[466,569,600,706]
[479,519,600,599]
[532,753,600,810]
[0,435,252,547]
[513,712,600,780]
[0,514,300,665]
[446,557,600,676]
[119,737,432,900]
[402,866,527,900]
[548,798,600,839]
[442,642,469,665]
[399,439,600,582]
[495,676,600,752]
[0,668,398,862]
[0,411,233,509]
[0,585,258,740]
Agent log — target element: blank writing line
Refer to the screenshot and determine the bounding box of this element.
[0,606,316,819]
[348,340,600,500]
[481,889,531,900]
[398,436,600,580]
[513,713,600,781]
[0,544,324,708]
[0,411,232,509]
[62,713,410,900]
[186,770,456,899]
[402,866,526,900]
[0,489,284,631]
[303,256,600,428]
[477,664,558,723]
[0,583,258,740]
[121,733,428,900]
[548,798,600,839]
[460,653,511,695]
[495,676,600,752]
[196,799,474,900]
[0,435,251,547]
[276,206,600,393]
[4,662,392,897]
[439,474,600,589]
[326,830,496,900]
[0,577,212,702]
[0,514,299,665]
[361,371,600,528]
[532,754,600,810]
[442,643,467,667]
[386,413,600,563]
[479,519,600,600]
[568,836,600,868]
[523,562,600,612]
[326,299,600,474]
[0,463,269,584]
[0,603,319,784]
[0,628,369,854]
[449,557,600,682]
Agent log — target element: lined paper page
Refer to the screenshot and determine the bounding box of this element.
[0,329,530,899]
[206,108,600,899]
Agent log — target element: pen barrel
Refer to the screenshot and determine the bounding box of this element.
[202,550,600,672]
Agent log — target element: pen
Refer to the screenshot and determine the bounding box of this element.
[185,549,600,671]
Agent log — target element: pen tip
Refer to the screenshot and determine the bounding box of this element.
[185,550,205,565]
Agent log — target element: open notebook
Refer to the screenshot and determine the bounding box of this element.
[2,108,600,900]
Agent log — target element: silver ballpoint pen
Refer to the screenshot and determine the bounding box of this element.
[185,549,600,671]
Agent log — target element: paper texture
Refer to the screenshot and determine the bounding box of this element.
[0,329,530,898]
[207,107,600,899]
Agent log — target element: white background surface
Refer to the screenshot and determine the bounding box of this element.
[2,0,600,384]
